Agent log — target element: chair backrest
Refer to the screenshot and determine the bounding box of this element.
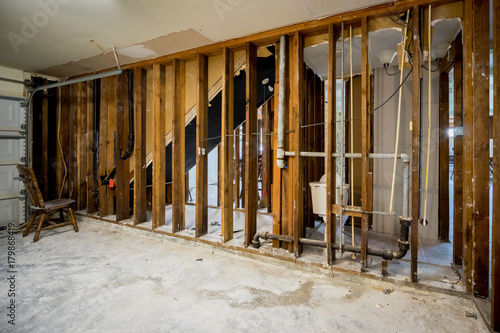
[16,165,45,209]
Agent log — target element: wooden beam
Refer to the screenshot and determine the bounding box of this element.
[221,47,234,242]
[438,72,449,240]
[152,64,166,229]
[292,31,304,257]
[411,5,422,283]
[86,80,97,214]
[106,77,116,215]
[452,39,464,266]
[285,36,295,254]
[77,82,88,211]
[305,70,315,228]
[68,84,78,204]
[98,78,108,217]
[115,73,127,221]
[196,54,209,237]
[326,24,337,265]
[134,68,147,225]
[492,0,500,328]
[471,0,490,299]
[172,58,186,233]
[272,39,283,248]
[245,42,258,246]
[360,17,370,269]
[41,90,49,200]
[56,86,69,199]
[462,0,474,293]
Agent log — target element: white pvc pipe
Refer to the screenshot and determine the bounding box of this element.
[277,35,287,169]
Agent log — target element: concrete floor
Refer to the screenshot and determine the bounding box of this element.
[0,220,489,333]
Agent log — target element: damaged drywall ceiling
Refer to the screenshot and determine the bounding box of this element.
[304,17,463,80]
[0,0,393,78]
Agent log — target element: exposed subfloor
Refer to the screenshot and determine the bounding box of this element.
[1,219,488,333]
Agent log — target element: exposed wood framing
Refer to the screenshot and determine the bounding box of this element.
[272,39,283,249]
[245,42,258,246]
[115,73,128,221]
[305,70,315,228]
[86,81,97,214]
[438,71,449,240]
[326,24,337,265]
[452,39,464,266]
[56,86,69,199]
[492,0,500,329]
[471,0,490,299]
[134,68,147,225]
[411,5,422,283]
[172,59,186,232]
[221,47,234,242]
[98,77,109,216]
[284,36,294,254]
[196,54,209,237]
[77,82,88,211]
[360,17,370,269]
[152,64,166,229]
[292,31,304,257]
[462,0,474,293]
[41,90,49,199]
[68,84,78,203]
[106,77,116,215]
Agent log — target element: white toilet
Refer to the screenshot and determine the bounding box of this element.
[309,173,350,224]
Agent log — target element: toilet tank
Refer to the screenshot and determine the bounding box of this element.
[309,173,349,218]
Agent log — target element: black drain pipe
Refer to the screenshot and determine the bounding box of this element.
[252,216,411,261]
[120,70,134,160]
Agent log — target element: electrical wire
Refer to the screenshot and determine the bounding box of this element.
[370,68,413,115]
[389,9,410,213]
[422,5,432,225]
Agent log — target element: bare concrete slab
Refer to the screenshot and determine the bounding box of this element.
[0,220,488,333]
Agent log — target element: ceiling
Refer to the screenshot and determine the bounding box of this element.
[304,18,463,79]
[0,0,393,78]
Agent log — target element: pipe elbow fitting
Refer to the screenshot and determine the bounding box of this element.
[252,231,268,248]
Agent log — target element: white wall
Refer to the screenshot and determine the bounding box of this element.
[372,67,440,240]
[0,65,29,98]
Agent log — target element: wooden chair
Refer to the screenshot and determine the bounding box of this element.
[17,165,78,242]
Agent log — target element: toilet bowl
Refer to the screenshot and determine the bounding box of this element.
[309,173,349,224]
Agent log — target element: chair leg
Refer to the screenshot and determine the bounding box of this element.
[33,213,49,243]
[23,213,37,237]
[68,208,78,232]
[59,209,65,222]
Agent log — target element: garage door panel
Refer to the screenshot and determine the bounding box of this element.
[0,98,25,227]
